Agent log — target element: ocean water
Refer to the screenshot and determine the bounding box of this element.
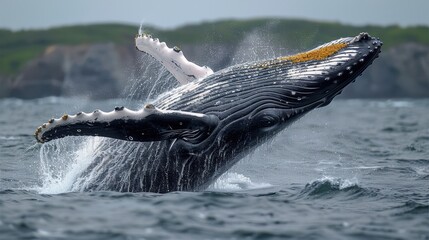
[0,97,428,240]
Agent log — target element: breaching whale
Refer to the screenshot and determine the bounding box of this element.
[35,32,382,193]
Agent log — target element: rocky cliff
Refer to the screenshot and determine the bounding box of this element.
[7,43,137,99]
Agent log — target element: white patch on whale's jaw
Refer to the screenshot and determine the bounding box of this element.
[135,34,214,85]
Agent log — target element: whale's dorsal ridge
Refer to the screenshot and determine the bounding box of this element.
[135,34,214,85]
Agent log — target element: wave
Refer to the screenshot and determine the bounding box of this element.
[0,135,22,140]
[392,200,429,216]
[299,176,377,199]
[371,166,422,175]
[418,174,429,180]
[369,100,414,108]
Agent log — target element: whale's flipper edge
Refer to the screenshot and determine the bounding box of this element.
[35,106,219,143]
[135,34,214,85]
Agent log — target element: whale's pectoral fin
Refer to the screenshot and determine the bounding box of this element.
[135,33,213,85]
[35,105,219,143]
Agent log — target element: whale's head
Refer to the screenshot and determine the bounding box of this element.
[179,33,383,153]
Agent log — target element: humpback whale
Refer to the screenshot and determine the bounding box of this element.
[35,32,382,193]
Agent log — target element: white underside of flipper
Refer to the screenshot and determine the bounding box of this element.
[135,34,214,85]
[35,105,210,143]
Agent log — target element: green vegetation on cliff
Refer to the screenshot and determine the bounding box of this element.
[0,18,428,76]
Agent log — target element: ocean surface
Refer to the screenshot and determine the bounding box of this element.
[0,97,428,240]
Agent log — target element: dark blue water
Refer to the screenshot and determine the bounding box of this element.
[1,97,428,239]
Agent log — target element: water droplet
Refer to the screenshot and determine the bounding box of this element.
[77,129,81,133]
[291,91,296,96]
[346,66,351,70]
[324,77,330,81]
[338,72,343,77]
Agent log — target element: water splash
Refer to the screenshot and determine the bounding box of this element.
[123,56,177,102]
[36,36,177,194]
[37,137,101,194]
[209,172,271,191]
[138,20,144,36]
[231,24,279,65]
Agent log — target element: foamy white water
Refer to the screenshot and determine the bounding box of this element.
[209,172,272,191]
[38,137,102,194]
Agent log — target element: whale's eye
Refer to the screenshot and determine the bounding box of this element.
[251,111,281,132]
[260,115,277,128]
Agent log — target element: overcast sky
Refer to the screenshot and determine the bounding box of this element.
[1,0,428,30]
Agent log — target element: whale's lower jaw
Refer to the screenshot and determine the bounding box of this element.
[34,33,382,193]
